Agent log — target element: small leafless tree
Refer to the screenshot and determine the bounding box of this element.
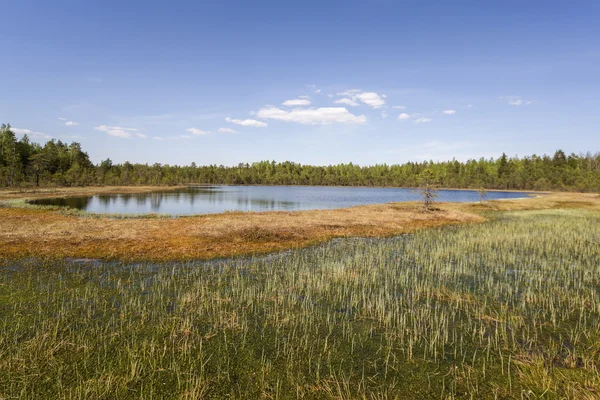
[418,169,438,212]
[478,187,487,203]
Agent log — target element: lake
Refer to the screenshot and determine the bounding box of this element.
[30,186,532,215]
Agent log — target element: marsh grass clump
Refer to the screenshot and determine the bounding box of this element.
[0,209,599,398]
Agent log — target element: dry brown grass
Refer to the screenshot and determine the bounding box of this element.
[0,187,598,261]
[451,191,600,212]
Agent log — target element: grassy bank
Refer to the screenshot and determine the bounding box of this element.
[1,209,599,398]
[0,201,483,261]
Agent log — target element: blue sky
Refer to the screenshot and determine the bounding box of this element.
[1,0,599,166]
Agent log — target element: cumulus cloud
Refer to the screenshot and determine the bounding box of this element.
[442,110,456,115]
[356,92,386,108]
[225,117,268,127]
[398,113,411,120]
[334,98,359,107]
[414,117,432,124]
[95,125,144,139]
[256,106,366,125]
[186,128,208,135]
[336,90,386,108]
[282,99,312,106]
[12,128,52,139]
[58,117,67,121]
[218,127,238,133]
[65,121,79,126]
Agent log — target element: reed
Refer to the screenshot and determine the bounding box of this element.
[0,208,598,398]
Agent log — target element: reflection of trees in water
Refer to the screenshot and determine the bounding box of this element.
[235,197,298,210]
[188,188,299,210]
[33,187,338,213]
[149,193,163,211]
[94,192,169,211]
[33,196,93,209]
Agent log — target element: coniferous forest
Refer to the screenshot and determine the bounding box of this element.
[1,124,599,191]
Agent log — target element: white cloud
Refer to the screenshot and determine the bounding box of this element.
[334,98,359,107]
[398,113,410,120]
[58,117,67,121]
[336,90,385,108]
[442,109,456,115]
[282,98,312,106]
[94,125,141,139]
[225,117,268,127]
[299,95,311,99]
[218,127,238,133]
[12,128,52,139]
[356,92,385,108]
[381,110,388,119]
[65,121,79,126]
[153,136,165,140]
[186,128,208,135]
[392,106,407,110]
[414,117,432,124]
[256,106,366,125]
[509,98,523,106]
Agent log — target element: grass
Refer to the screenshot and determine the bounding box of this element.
[0,208,599,398]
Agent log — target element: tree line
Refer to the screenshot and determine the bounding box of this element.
[2,123,599,191]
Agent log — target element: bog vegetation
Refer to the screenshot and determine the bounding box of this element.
[2,123,600,191]
[1,209,599,398]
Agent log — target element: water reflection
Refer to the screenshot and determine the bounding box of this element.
[30,186,532,215]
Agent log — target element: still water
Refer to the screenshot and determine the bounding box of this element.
[30,186,532,215]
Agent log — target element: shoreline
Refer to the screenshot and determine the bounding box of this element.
[0,190,597,262]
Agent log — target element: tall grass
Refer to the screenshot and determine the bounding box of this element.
[0,209,599,398]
